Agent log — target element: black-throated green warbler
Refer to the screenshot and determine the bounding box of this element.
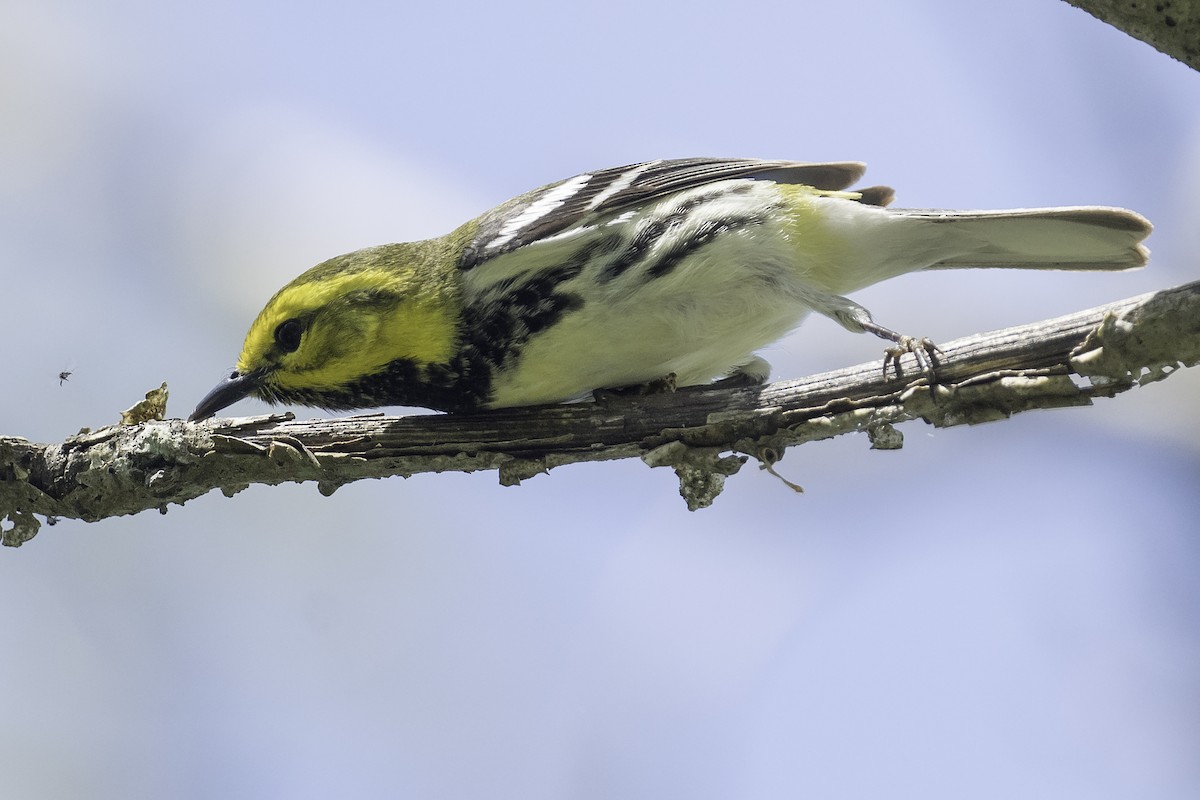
[190,158,1150,421]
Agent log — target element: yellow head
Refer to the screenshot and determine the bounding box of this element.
[190,241,463,420]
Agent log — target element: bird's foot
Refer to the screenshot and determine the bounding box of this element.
[862,323,943,380]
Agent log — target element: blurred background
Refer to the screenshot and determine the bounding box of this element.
[2,1,1199,798]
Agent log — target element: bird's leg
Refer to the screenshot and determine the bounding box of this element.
[825,299,942,380]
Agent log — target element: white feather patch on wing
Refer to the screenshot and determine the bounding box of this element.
[486,173,592,252]
[584,160,662,211]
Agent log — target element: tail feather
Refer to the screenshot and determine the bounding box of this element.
[894,206,1152,271]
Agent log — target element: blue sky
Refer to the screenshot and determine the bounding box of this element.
[2,2,1199,798]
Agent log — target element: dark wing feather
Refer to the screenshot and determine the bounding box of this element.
[457,158,867,270]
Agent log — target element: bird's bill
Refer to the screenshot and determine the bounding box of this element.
[189,369,266,421]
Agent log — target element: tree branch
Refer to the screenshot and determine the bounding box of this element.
[3,280,1199,546]
[1063,0,1200,71]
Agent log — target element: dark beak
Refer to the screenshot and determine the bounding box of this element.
[189,368,266,422]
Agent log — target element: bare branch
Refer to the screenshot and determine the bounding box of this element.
[3,280,1199,546]
[1063,0,1200,71]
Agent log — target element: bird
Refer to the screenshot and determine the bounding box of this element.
[189,157,1151,422]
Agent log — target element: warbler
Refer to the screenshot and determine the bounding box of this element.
[189,158,1151,421]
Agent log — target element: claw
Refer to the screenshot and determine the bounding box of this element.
[862,323,942,380]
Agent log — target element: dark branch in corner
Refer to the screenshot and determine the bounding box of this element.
[3,280,1199,546]
[1062,0,1200,71]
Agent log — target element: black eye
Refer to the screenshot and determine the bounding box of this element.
[274,318,304,353]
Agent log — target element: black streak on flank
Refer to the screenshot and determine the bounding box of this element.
[468,233,621,358]
[600,183,757,283]
[468,263,585,368]
[646,212,768,280]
